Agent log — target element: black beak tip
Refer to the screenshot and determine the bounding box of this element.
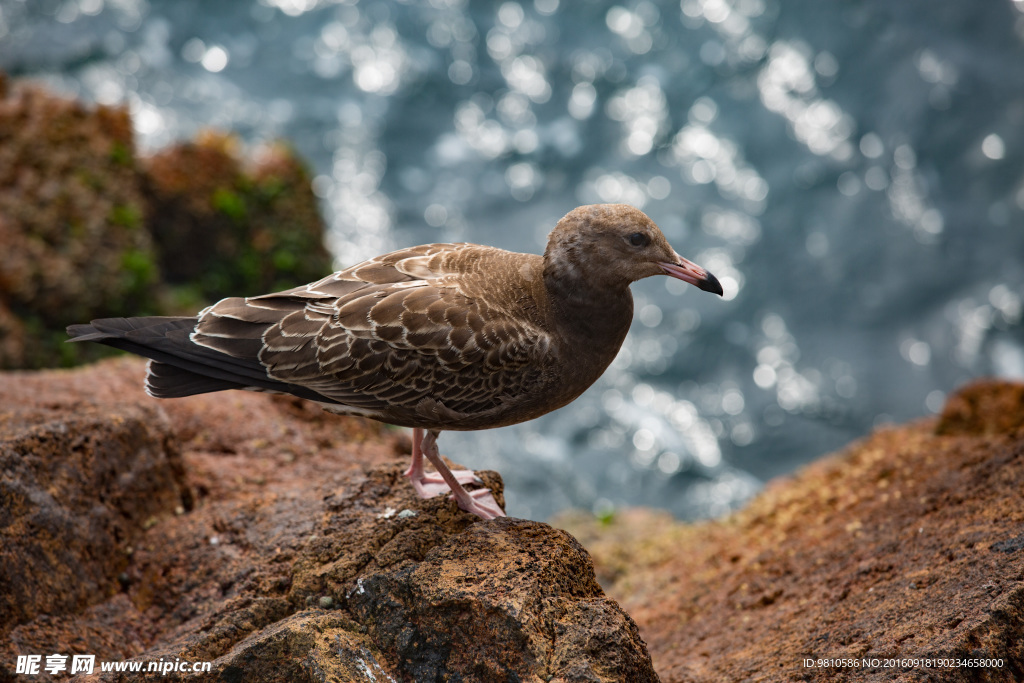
[699,272,724,297]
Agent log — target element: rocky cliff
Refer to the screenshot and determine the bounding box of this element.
[0,360,657,682]
[558,380,1024,682]
[3,365,1023,682]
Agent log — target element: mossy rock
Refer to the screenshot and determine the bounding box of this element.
[0,77,332,369]
[0,79,159,368]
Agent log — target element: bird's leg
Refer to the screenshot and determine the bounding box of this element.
[418,429,505,520]
[404,427,482,499]
[403,427,426,481]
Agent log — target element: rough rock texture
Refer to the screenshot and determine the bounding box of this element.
[0,359,658,682]
[0,76,331,370]
[558,379,1024,682]
[0,403,190,630]
[348,521,655,683]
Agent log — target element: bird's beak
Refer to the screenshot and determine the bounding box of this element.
[658,253,724,296]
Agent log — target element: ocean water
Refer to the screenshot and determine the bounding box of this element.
[3,0,1022,521]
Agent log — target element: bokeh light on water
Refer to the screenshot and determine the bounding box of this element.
[3,0,1022,520]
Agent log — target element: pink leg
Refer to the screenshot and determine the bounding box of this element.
[404,427,483,499]
[412,429,505,520]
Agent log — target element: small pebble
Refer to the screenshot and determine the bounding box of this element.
[318,595,334,609]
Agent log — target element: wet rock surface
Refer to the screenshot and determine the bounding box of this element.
[558,379,1024,682]
[0,360,657,682]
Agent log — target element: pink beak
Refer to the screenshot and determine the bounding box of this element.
[658,254,723,296]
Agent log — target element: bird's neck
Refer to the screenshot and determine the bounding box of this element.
[543,260,634,344]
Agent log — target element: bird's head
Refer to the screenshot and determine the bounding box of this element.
[543,203,723,296]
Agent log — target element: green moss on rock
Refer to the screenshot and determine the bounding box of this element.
[0,78,158,368]
[0,76,333,369]
[142,132,332,300]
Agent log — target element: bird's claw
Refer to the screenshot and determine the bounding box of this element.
[451,487,506,519]
[407,469,482,499]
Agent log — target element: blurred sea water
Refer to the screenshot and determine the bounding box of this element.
[2,0,1022,520]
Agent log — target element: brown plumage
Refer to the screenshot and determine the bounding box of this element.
[68,204,722,519]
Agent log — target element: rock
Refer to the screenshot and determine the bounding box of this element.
[0,402,190,630]
[207,612,394,683]
[935,380,1024,438]
[557,379,1024,682]
[348,518,658,683]
[142,132,332,298]
[0,360,657,682]
[0,76,331,370]
[0,77,156,369]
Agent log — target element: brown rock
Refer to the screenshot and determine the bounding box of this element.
[557,379,1024,682]
[0,400,190,631]
[1,360,657,682]
[210,612,394,682]
[936,379,1024,438]
[349,518,658,682]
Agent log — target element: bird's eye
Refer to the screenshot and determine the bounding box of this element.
[628,232,649,247]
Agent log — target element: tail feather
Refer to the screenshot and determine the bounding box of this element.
[68,316,187,342]
[145,360,243,398]
[70,317,267,380]
[67,316,337,404]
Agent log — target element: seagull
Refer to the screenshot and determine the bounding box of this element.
[68,204,722,519]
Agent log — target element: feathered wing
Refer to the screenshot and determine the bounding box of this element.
[65,316,339,403]
[155,243,550,425]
